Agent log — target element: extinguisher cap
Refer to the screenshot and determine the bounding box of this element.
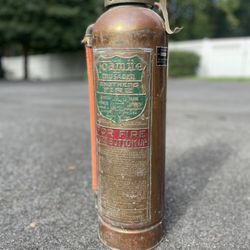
[105,0,155,8]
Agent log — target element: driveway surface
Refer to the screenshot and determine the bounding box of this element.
[0,79,249,249]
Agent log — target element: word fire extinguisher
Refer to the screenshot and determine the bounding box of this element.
[83,0,181,249]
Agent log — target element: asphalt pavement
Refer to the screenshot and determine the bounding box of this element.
[0,79,249,250]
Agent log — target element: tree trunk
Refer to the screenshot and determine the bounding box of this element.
[23,45,29,80]
[0,51,4,79]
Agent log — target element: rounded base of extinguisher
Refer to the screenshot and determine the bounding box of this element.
[98,217,164,250]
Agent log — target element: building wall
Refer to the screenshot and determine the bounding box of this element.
[2,37,250,80]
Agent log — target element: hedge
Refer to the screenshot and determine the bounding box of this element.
[169,51,200,77]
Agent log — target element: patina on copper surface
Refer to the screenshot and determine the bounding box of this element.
[92,2,168,249]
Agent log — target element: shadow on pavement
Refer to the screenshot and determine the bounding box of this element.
[165,141,233,233]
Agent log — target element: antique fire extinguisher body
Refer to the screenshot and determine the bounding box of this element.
[92,1,168,249]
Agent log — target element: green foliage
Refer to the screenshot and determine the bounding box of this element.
[0,0,248,52]
[235,0,250,36]
[169,0,245,40]
[0,0,103,53]
[216,0,240,28]
[169,51,200,77]
[169,0,214,40]
[0,0,248,53]
[0,0,103,78]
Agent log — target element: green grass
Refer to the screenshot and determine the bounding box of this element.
[200,77,250,82]
[171,76,250,83]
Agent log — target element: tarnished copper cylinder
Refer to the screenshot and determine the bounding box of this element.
[92,1,167,249]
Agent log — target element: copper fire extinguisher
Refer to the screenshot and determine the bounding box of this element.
[83,0,181,249]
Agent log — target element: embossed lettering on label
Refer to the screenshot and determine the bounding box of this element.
[94,49,152,226]
[96,55,147,123]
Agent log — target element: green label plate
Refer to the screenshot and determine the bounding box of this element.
[95,54,148,123]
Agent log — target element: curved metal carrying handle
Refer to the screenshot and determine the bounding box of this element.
[155,0,183,34]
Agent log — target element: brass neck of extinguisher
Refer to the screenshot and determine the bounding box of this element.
[104,0,182,35]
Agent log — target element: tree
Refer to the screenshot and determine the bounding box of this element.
[168,0,242,40]
[0,19,8,79]
[0,39,5,79]
[0,0,103,80]
[169,0,214,40]
[235,0,250,36]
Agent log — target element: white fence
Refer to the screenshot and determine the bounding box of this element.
[170,37,250,78]
[2,37,250,80]
[2,52,85,80]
